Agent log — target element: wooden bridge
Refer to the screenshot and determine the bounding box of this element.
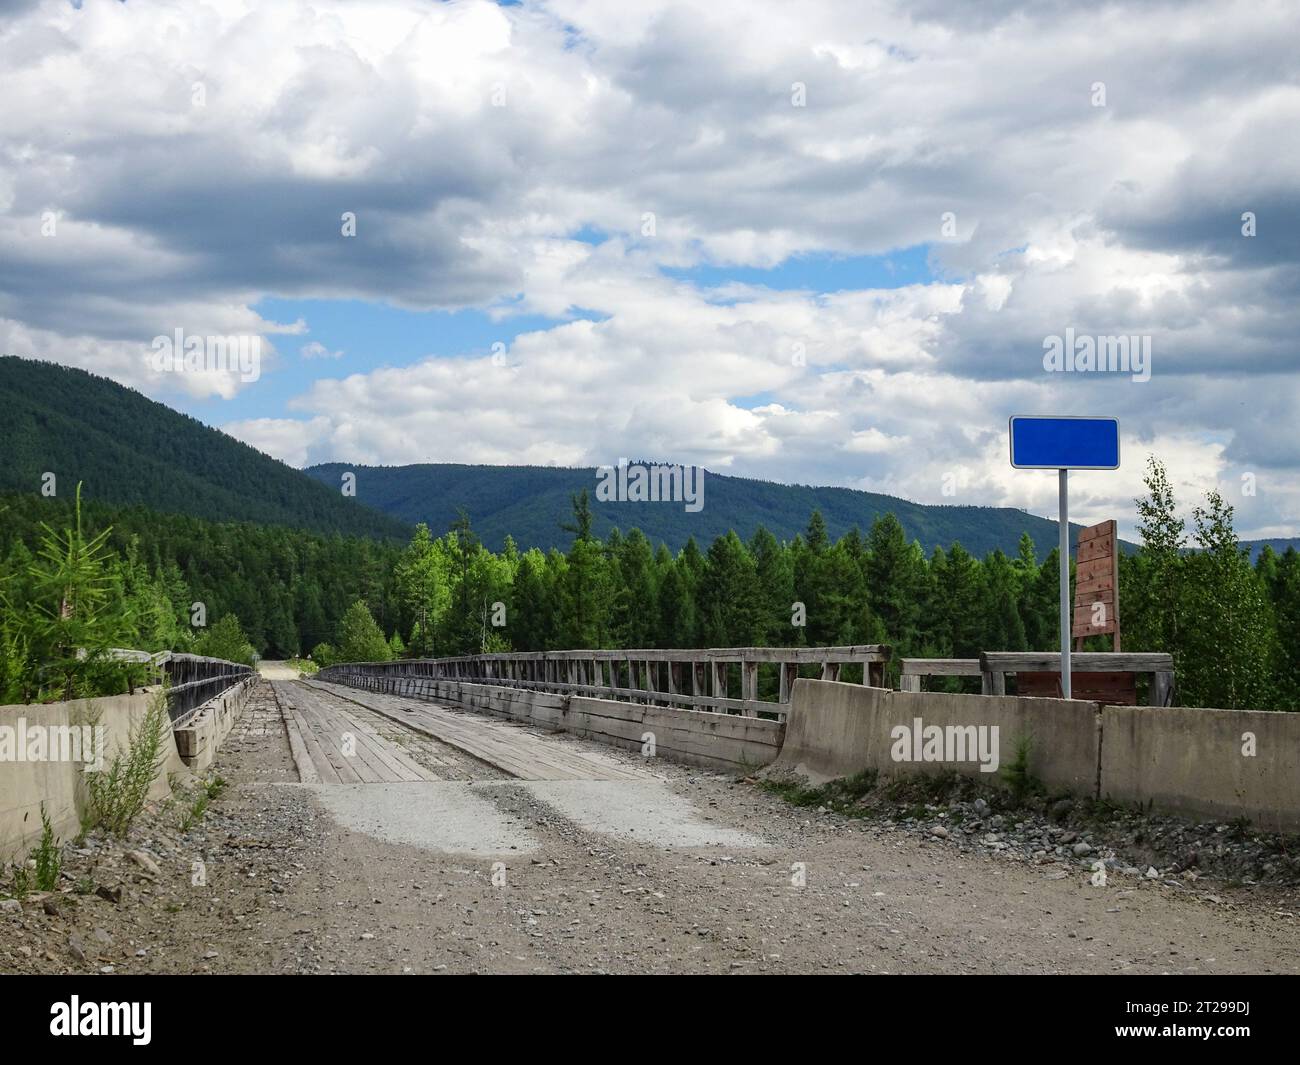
[318,645,892,719]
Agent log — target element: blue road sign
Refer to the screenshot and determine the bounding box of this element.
[1009,415,1120,470]
[1008,414,1121,699]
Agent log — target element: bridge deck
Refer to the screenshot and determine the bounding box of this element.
[281,680,645,783]
[276,682,440,784]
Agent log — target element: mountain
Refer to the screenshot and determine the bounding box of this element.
[1244,538,1300,561]
[304,460,1110,558]
[0,357,409,540]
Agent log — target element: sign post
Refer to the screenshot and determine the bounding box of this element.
[1009,415,1120,699]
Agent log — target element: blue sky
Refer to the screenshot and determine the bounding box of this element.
[183,245,941,425]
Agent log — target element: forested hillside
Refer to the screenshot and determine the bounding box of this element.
[0,357,408,540]
[303,461,1098,558]
[0,491,402,700]
[7,454,1291,710]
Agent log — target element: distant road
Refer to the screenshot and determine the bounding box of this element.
[257,659,300,681]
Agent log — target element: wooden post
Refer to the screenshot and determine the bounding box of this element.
[778,663,797,704]
[741,660,758,715]
[1151,670,1174,707]
[712,660,729,712]
[820,662,841,682]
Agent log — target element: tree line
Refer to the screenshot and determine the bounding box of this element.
[1,459,1295,709]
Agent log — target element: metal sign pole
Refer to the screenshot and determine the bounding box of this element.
[1058,468,1071,699]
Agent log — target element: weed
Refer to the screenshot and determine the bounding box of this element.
[179,792,209,832]
[86,690,170,837]
[32,805,61,891]
[10,863,32,899]
[179,774,226,831]
[1000,734,1044,807]
[761,769,878,816]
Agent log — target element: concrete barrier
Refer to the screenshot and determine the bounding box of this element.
[775,679,1300,830]
[772,679,1101,794]
[1100,704,1300,833]
[172,676,257,771]
[331,675,785,772]
[0,691,191,856]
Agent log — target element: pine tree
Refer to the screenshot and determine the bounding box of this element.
[697,532,762,647]
[751,526,795,645]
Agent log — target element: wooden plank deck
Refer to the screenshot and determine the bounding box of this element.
[276,682,437,784]
[301,680,646,782]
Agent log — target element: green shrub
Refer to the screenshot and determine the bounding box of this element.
[86,690,170,836]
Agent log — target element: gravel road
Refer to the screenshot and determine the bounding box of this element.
[3,679,1298,975]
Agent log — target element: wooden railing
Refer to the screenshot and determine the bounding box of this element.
[161,653,256,724]
[978,651,1174,706]
[318,645,892,719]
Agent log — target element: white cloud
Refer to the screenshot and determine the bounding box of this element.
[1,0,1297,536]
[300,341,343,360]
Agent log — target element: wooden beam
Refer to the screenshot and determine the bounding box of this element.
[980,651,1172,673]
[899,658,982,676]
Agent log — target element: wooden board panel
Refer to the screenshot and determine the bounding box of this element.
[1017,671,1137,704]
[1075,556,1115,584]
[1077,534,1115,563]
[981,651,1173,671]
[1074,573,1116,598]
[1072,520,1119,646]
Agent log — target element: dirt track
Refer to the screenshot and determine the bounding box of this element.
[3,678,1298,975]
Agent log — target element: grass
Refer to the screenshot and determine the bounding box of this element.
[179,775,227,831]
[761,760,1043,823]
[999,734,1044,807]
[2,805,63,899]
[761,769,879,815]
[32,805,61,891]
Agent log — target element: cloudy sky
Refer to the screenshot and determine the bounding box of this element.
[2,0,1297,539]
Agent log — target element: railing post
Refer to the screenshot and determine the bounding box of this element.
[711,659,728,713]
[741,659,758,714]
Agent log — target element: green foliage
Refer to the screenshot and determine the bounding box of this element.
[0,490,404,665]
[33,804,62,891]
[1126,460,1283,709]
[1000,735,1043,806]
[761,770,879,814]
[335,600,393,663]
[86,691,170,837]
[0,356,408,540]
[194,614,257,666]
[179,776,223,832]
[6,485,140,700]
[2,443,1295,709]
[302,459,1116,559]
